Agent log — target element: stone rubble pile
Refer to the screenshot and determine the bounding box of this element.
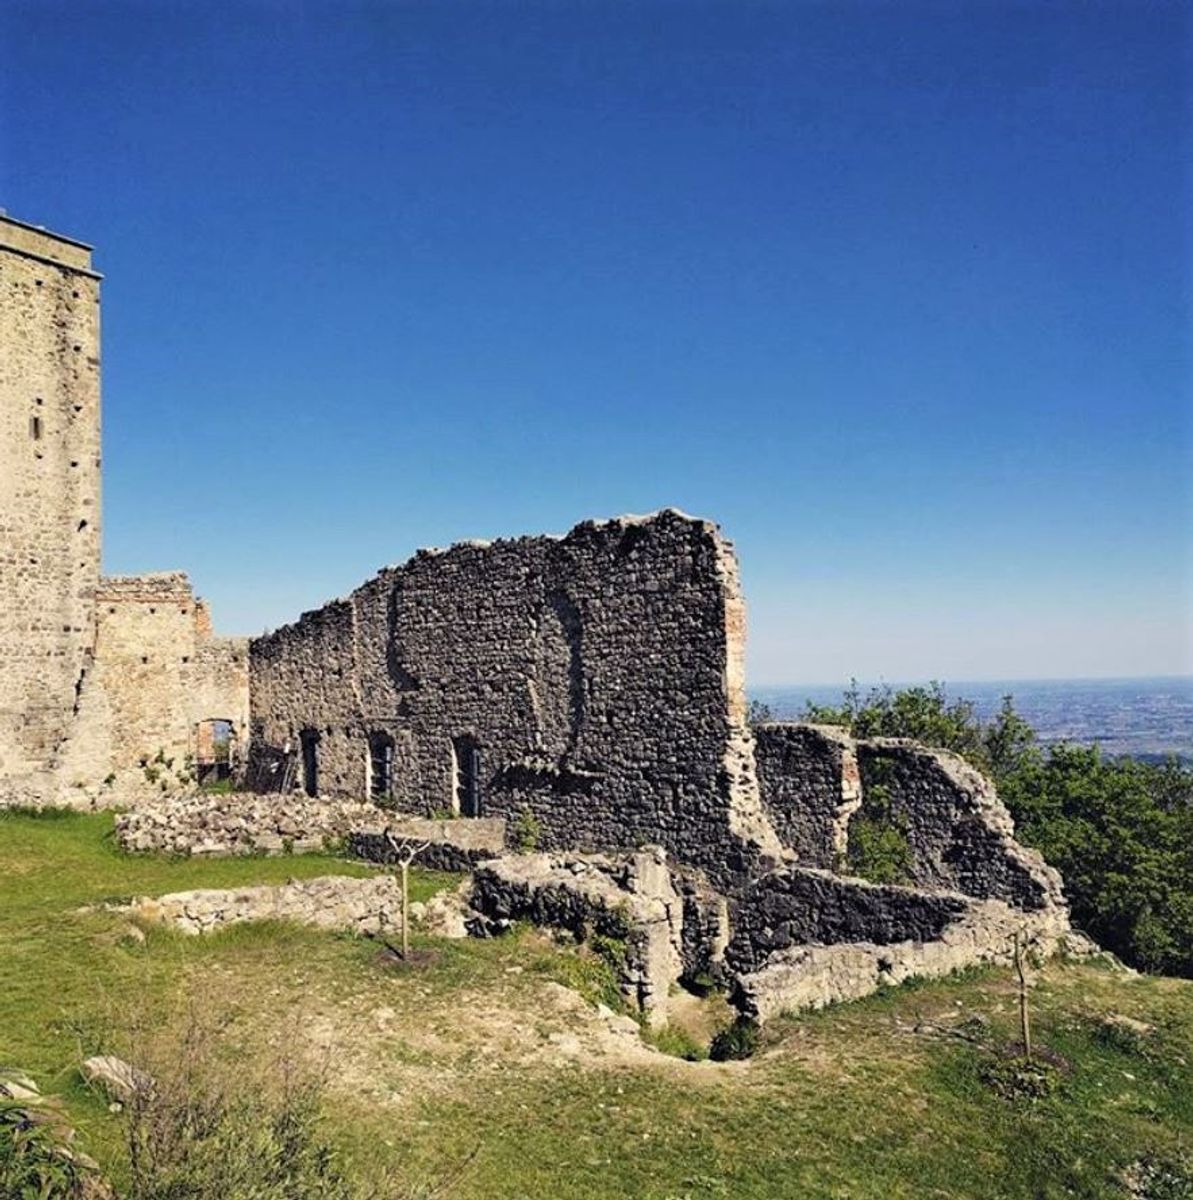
[114,792,384,856]
[126,873,403,937]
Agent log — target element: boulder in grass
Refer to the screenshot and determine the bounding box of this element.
[0,1068,41,1102]
[81,1055,153,1103]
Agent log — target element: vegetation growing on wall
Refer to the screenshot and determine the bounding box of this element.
[844,756,914,885]
[801,683,1193,977]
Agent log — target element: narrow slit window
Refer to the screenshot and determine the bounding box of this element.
[368,732,394,801]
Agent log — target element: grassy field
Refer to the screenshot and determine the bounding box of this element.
[1,809,1190,1199]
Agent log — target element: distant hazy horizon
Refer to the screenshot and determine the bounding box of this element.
[751,672,1193,691]
[751,674,1193,761]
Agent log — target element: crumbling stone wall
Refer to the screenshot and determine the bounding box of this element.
[350,815,508,872]
[724,866,969,976]
[0,218,102,801]
[116,792,377,856]
[75,573,249,800]
[468,847,686,1020]
[856,740,1063,911]
[753,723,861,868]
[753,724,1062,913]
[729,877,1072,1021]
[126,874,402,937]
[251,510,782,887]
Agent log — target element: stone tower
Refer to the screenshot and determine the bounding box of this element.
[0,216,103,796]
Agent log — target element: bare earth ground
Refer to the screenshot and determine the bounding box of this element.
[1,810,1190,1199]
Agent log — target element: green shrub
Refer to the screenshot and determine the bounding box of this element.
[0,1098,101,1199]
[590,931,628,972]
[846,766,914,885]
[512,807,542,852]
[642,1023,708,1061]
[709,1016,761,1061]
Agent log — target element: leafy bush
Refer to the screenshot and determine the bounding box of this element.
[800,683,1193,977]
[642,1023,708,1061]
[846,814,914,885]
[999,745,1192,977]
[709,1016,761,1061]
[845,760,914,884]
[590,931,628,972]
[512,807,542,852]
[804,681,990,766]
[0,1098,104,1199]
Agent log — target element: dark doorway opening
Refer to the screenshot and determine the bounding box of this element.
[453,736,482,817]
[369,732,394,801]
[300,729,320,797]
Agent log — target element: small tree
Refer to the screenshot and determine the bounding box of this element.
[382,829,430,959]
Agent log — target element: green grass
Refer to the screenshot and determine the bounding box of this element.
[1,810,1191,1199]
[0,810,453,1075]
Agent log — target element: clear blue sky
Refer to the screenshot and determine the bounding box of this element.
[3,1,1189,685]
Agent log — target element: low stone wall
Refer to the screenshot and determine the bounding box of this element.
[469,847,686,1022]
[127,874,402,937]
[733,893,1071,1021]
[115,793,383,856]
[349,815,507,872]
[724,866,970,976]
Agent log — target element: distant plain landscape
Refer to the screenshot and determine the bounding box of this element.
[753,675,1193,762]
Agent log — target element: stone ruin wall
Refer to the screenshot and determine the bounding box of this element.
[753,727,1063,913]
[250,510,779,886]
[753,723,861,869]
[0,218,102,796]
[79,573,250,799]
[0,217,248,808]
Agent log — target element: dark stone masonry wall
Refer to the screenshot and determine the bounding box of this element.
[753,723,861,869]
[857,740,1062,911]
[725,866,970,976]
[250,510,780,887]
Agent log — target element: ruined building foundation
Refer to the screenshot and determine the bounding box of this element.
[1,216,1072,1021]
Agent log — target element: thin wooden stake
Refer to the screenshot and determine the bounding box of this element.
[1014,929,1032,1062]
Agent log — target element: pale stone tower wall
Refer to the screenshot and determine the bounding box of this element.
[84,573,250,799]
[0,217,102,797]
[0,216,248,808]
